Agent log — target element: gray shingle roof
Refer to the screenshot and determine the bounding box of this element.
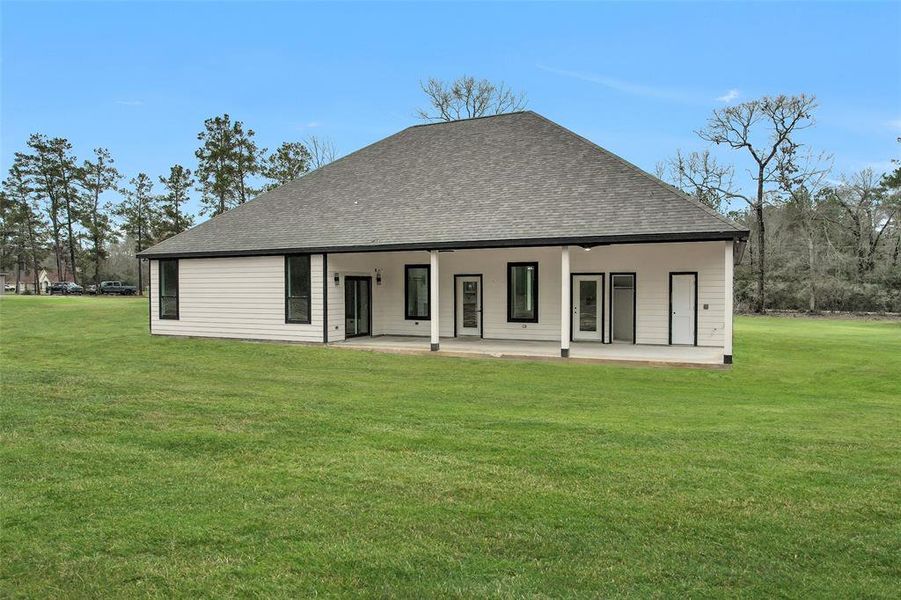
[139,111,747,258]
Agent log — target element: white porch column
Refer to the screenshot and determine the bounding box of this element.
[724,240,734,364]
[560,246,571,358]
[430,250,439,351]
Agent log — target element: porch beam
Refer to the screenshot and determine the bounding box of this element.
[430,250,439,351]
[560,245,571,358]
[724,241,734,363]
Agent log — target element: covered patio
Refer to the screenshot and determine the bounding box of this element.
[333,335,726,367]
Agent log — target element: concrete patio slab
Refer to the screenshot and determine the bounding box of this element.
[333,336,726,368]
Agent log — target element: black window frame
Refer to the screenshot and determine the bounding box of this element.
[285,254,312,324]
[507,261,539,323]
[404,264,431,320]
[159,258,179,320]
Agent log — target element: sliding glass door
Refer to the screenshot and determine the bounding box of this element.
[344,276,371,337]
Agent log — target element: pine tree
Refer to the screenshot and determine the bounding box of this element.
[17,134,81,283]
[262,141,312,190]
[158,165,195,238]
[1,161,49,294]
[78,148,121,286]
[195,114,261,216]
[117,173,158,294]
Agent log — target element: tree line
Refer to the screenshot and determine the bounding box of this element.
[0,116,336,293]
[3,76,897,312]
[656,95,899,313]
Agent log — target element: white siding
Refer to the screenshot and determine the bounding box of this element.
[150,241,729,349]
[150,255,323,342]
[570,242,726,346]
[328,241,727,347]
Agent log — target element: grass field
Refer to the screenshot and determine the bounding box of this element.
[1,296,899,597]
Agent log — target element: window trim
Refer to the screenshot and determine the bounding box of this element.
[285,254,312,324]
[507,261,539,323]
[404,264,431,320]
[158,258,179,320]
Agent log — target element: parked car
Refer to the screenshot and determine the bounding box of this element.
[99,281,137,295]
[48,282,69,295]
[4,283,14,292]
[86,284,97,295]
[66,283,84,295]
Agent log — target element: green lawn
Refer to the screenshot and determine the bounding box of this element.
[1,296,899,598]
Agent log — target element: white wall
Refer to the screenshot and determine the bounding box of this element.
[328,241,727,347]
[150,255,324,342]
[149,241,729,348]
[570,242,726,346]
[329,247,563,341]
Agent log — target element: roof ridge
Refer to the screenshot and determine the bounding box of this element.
[527,112,744,231]
[406,110,531,129]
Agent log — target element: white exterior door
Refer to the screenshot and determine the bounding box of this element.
[670,273,696,345]
[572,275,603,341]
[456,276,481,336]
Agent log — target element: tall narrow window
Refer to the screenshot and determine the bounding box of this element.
[159,259,179,320]
[405,265,430,320]
[285,255,311,323]
[507,262,538,323]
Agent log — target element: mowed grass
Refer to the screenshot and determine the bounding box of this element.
[1,296,899,598]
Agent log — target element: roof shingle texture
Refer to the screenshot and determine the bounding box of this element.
[140,111,745,258]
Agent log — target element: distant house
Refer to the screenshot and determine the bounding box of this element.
[13,268,74,294]
[139,112,748,364]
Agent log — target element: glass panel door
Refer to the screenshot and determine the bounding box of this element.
[345,280,357,335]
[572,275,603,341]
[358,279,370,335]
[456,276,481,336]
[579,280,598,331]
[344,277,371,337]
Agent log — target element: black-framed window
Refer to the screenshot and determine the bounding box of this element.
[405,264,430,320]
[285,254,312,324]
[159,259,179,320]
[507,262,538,323]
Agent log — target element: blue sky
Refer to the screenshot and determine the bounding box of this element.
[3,1,899,216]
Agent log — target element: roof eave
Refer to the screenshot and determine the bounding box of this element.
[137,230,749,260]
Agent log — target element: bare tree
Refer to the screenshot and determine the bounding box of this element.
[823,169,897,280]
[416,75,527,122]
[304,135,337,170]
[657,150,736,213]
[777,151,833,310]
[692,95,817,312]
[879,139,901,268]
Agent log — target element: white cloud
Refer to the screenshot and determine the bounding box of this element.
[537,64,695,103]
[716,89,740,103]
[114,100,143,106]
[305,121,321,128]
[887,118,901,131]
[538,64,739,107]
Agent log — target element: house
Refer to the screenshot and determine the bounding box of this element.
[138,112,748,365]
[11,267,72,294]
